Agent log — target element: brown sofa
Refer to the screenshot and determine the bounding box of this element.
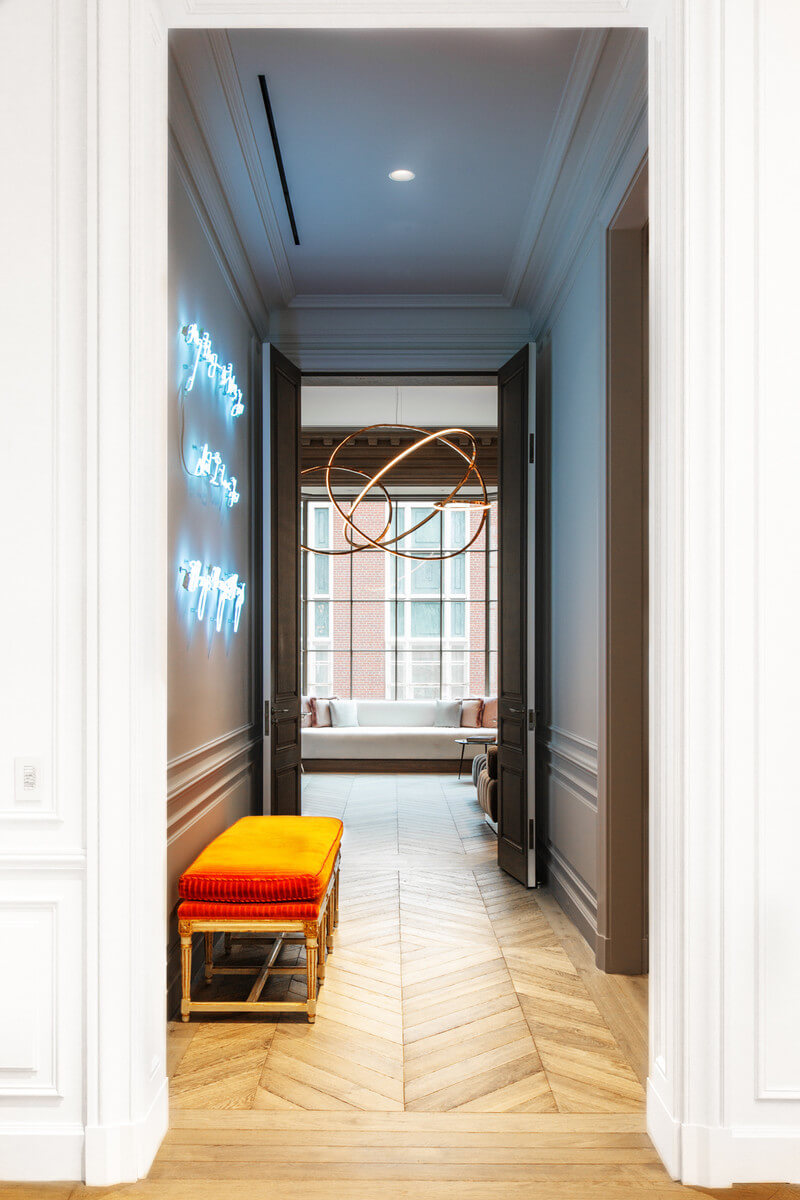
[477,745,498,824]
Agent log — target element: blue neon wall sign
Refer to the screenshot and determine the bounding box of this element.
[180,560,246,633]
[182,323,245,417]
[194,443,240,508]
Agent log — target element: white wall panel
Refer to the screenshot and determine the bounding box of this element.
[0,875,84,1121]
[0,0,89,1180]
[754,0,800,1103]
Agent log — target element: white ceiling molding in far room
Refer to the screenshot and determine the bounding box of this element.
[268,303,533,371]
[287,293,513,309]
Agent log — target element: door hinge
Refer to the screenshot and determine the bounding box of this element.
[529,818,535,850]
[263,700,270,737]
[529,433,535,464]
[528,708,536,731]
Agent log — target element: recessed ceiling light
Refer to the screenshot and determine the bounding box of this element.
[389,169,415,182]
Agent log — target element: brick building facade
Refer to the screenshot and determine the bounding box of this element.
[302,496,497,700]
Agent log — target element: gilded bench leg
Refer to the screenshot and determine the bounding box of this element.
[179,926,192,1023]
[317,915,327,983]
[333,866,340,929]
[204,932,214,984]
[304,922,318,1023]
[326,897,334,954]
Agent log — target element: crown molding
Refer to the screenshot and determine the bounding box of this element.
[523,28,648,331]
[173,0,634,16]
[205,30,296,305]
[269,302,531,369]
[288,292,512,309]
[169,52,271,337]
[503,28,608,304]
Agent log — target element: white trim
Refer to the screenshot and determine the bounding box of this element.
[528,31,648,331]
[84,1077,169,1187]
[504,29,608,303]
[0,855,86,872]
[169,49,271,336]
[0,1125,85,1183]
[680,1123,800,1190]
[646,1077,681,1180]
[288,293,513,309]
[205,30,296,304]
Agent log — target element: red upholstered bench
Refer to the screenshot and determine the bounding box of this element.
[177,815,342,1024]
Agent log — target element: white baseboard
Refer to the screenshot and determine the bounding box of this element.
[646,1078,681,1179]
[0,1123,84,1181]
[680,1122,800,1188]
[647,1079,800,1187]
[84,1076,168,1186]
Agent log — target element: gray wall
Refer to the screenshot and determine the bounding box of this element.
[167,153,262,1013]
[536,235,604,940]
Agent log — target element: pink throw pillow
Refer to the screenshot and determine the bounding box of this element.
[481,696,498,728]
[460,698,483,728]
[310,697,337,728]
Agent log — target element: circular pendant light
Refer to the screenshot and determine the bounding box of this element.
[301,425,489,561]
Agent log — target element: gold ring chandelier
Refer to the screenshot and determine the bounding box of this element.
[301,424,489,562]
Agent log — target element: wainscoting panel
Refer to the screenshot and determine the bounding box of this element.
[0,873,83,1117]
[166,724,260,1016]
[537,723,599,948]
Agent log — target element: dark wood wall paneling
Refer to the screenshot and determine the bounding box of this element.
[300,429,498,489]
[270,348,303,815]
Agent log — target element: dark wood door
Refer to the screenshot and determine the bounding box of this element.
[497,345,535,884]
[268,345,302,815]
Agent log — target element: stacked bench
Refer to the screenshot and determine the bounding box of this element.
[177,815,342,1024]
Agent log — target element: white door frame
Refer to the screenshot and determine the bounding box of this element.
[80,0,798,1188]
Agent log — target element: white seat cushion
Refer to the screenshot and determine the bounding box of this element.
[302,725,496,760]
[355,700,438,727]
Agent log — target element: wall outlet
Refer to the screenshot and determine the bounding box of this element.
[14,757,45,806]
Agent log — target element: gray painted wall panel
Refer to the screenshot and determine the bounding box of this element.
[538,235,603,938]
[166,153,261,1014]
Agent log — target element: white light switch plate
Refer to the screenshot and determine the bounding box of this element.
[14,757,46,806]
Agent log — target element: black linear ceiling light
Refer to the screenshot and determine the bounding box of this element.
[258,73,300,246]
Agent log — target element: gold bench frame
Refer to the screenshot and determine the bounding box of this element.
[178,853,340,1024]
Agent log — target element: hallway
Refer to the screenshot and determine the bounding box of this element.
[168,773,647,1115]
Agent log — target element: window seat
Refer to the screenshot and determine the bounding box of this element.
[302,724,496,762]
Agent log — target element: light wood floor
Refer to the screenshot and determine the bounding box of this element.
[6,774,797,1199]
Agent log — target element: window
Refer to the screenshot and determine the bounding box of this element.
[301,494,497,699]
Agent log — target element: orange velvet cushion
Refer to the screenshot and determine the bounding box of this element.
[178,898,324,921]
[179,816,343,904]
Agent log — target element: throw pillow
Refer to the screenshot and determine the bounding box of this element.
[310,696,337,728]
[329,698,359,727]
[434,699,462,728]
[481,696,498,728]
[460,698,483,728]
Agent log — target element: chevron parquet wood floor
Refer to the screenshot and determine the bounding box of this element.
[15,774,797,1198]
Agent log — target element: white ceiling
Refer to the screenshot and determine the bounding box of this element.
[171,28,583,304]
[301,384,498,429]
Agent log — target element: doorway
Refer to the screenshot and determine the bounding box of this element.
[166,21,653,1164]
[263,355,539,890]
